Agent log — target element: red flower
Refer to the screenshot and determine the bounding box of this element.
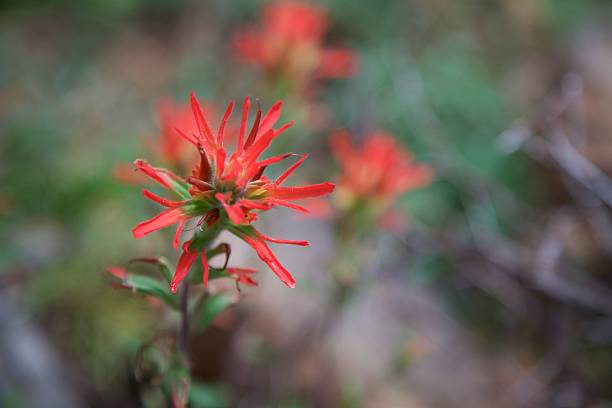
[150,98,200,169]
[330,130,433,207]
[113,98,218,183]
[132,92,334,292]
[233,1,358,90]
[227,268,259,287]
[106,266,128,280]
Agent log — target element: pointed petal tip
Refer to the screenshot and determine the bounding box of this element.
[106,266,127,280]
[170,282,178,294]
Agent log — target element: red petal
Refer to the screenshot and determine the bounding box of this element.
[173,218,187,250]
[317,48,359,78]
[216,193,246,225]
[133,159,173,190]
[329,131,353,163]
[106,266,127,280]
[236,199,270,210]
[133,207,184,238]
[232,30,266,65]
[228,268,259,287]
[260,232,309,246]
[272,182,335,200]
[189,92,215,147]
[237,96,251,152]
[275,154,308,185]
[242,129,275,166]
[386,165,434,194]
[142,189,186,207]
[239,153,294,185]
[197,144,213,182]
[256,152,295,167]
[112,163,148,185]
[229,267,256,275]
[215,147,226,179]
[201,249,209,288]
[244,104,262,149]
[258,101,283,137]
[235,230,296,288]
[267,198,309,213]
[170,242,198,294]
[187,176,212,191]
[239,275,259,286]
[272,120,294,137]
[175,127,198,146]
[217,101,234,147]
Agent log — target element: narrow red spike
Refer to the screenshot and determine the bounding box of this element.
[237,96,251,152]
[272,182,336,200]
[186,176,213,191]
[275,154,308,185]
[175,127,198,146]
[244,101,262,149]
[133,207,184,239]
[217,101,235,147]
[142,189,185,207]
[258,100,283,136]
[170,242,198,294]
[189,92,215,146]
[173,218,187,250]
[201,249,209,288]
[197,144,212,182]
[234,230,296,288]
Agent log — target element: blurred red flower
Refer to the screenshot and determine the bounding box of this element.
[148,98,200,170]
[132,92,334,292]
[233,1,358,92]
[329,131,433,225]
[228,267,259,287]
[113,97,223,184]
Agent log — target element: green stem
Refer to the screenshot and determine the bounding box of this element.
[179,279,190,360]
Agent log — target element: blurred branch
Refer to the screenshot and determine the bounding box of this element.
[400,208,612,316]
[546,128,612,208]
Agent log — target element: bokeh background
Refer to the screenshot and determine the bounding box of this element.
[3,0,612,406]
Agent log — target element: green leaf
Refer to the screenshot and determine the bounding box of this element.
[152,257,174,283]
[194,293,233,332]
[127,257,173,283]
[124,274,177,307]
[169,179,192,200]
[189,382,230,408]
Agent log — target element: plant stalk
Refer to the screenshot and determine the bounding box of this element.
[179,279,190,359]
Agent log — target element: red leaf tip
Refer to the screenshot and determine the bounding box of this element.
[106,266,127,280]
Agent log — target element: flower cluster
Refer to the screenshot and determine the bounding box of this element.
[233,1,358,91]
[330,131,433,221]
[132,92,334,292]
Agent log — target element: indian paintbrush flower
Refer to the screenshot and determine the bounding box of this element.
[233,1,358,93]
[330,130,433,227]
[132,92,334,293]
